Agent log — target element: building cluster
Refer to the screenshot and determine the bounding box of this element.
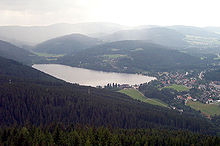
[157,71,220,104]
[157,71,197,88]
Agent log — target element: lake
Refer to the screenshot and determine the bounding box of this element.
[32,64,156,87]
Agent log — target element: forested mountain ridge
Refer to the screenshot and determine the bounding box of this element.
[0,56,217,134]
[58,40,203,73]
[34,33,103,55]
[101,27,188,48]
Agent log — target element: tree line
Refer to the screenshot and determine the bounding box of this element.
[1,124,220,145]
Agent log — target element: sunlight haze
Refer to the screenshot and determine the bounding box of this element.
[0,0,220,26]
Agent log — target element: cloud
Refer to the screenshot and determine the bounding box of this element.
[0,0,96,25]
[0,0,79,12]
[0,0,220,26]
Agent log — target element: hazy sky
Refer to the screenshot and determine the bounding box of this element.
[1,0,220,27]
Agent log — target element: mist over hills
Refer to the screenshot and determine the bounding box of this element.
[204,27,220,34]
[1,22,220,53]
[1,22,219,72]
[170,25,220,38]
[0,22,127,46]
[101,27,188,48]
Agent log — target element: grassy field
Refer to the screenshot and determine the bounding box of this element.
[186,100,220,116]
[163,84,189,92]
[184,35,220,46]
[32,52,64,57]
[131,48,144,51]
[119,88,168,108]
[103,54,128,59]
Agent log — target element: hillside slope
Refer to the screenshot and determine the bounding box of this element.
[59,40,203,72]
[34,33,103,54]
[0,56,216,134]
[0,40,41,65]
[101,27,188,48]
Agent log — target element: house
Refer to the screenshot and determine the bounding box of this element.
[192,98,197,102]
[206,99,214,104]
[187,96,192,100]
[177,95,184,100]
[132,84,139,89]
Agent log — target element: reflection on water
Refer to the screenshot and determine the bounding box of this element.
[33,64,156,87]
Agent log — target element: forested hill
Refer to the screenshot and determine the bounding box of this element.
[0,56,61,83]
[59,40,203,73]
[34,33,103,55]
[0,56,217,134]
[0,40,41,65]
[101,27,188,48]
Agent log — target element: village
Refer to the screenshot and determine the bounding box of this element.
[156,70,220,104]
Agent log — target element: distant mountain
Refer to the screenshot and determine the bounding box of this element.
[169,25,220,38]
[101,27,188,49]
[167,25,220,50]
[204,27,220,34]
[34,33,103,55]
[0,22,127,46]
[0,56,216,134]
[59,40,202,72]
[0,40,41,65]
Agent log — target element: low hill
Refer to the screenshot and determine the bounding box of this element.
[0,40,41,65]
[0,56,216,134]
[59,40,203,72]
[101,27,188,48]
[34,33,103,55]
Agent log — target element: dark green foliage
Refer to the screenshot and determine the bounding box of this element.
[1,125,220,145]
[0,40,42,65]
[0,56,218,134]
[205,69,220,81]
[2,78,216,133]
[59,40,203,73]
[138,81,201,114]
[34,33,103,54]
[212,115,220,129]
[0,56,61,83]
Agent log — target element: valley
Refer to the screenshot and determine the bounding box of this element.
[1,22,220,145]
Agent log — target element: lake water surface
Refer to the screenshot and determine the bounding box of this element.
[33,64,156,87]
